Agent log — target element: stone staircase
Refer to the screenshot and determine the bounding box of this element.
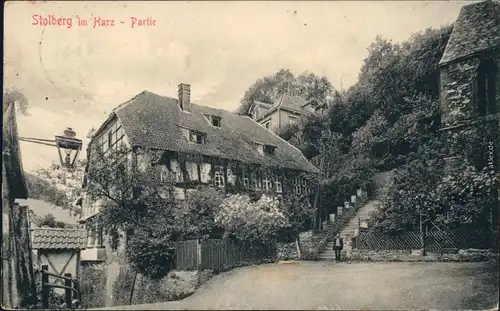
[319,200,380,261]
[339,200,380,238]
[317,171,393,261]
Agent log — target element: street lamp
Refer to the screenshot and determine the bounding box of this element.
[19,127,83,169]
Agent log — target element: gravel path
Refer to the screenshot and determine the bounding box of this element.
[97,261,498,310]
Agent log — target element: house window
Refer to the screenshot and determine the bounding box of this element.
[189,131,205,144]
[108,131,113,148]
[212,117,221,127]
[87,220,103,247]
[293,177,301,194]
[170,159,184,183]
[302,178,308,194]
[242,171,249,188]
[289,116,297,125]
[157,165,170,183]
[102,136,109,153]
[262,174,272,192]
[214,167,225,188]
[274,175,282,193]
[477,59,497,116]
[204,114,222,128]
[265,122,270,129]
[87,225,95,246]
[96,225,104,246]
[263,145,276,155]
[252,172,262,190]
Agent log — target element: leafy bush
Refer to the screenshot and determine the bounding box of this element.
[280,193,315,241]
[216,194,288,247]
[372,160,498,233]
[432,166,498,229]
[126,228,177,279]
[371,158,442,233]
[25,173,68,208]
[80,264,106,308]
[175,186,225,240]
[87,147,181,279]
[38,213,69,228]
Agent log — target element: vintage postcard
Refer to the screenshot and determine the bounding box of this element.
[3,1,499,310]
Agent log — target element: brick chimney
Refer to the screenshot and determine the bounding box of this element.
[178,83,191,111]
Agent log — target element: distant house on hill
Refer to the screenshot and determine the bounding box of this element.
[79,83,318,262]
[248,94,327,134]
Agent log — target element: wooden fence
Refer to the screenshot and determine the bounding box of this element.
[175,239,276,271]
[354,227,495,252]
[39,264,81,309]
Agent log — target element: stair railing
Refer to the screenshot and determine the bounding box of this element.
[316,193,369,255]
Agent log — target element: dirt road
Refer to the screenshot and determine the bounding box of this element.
[97,261,498,310]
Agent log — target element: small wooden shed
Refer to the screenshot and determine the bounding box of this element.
[31,228,87,292]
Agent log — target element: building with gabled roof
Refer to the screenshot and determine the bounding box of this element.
[248,93,326,134]
[438,0,499,236]
[439,0,500,66]
[31,228,86,294]
[79,83,318,262]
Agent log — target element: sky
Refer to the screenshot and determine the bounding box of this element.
[4,0,470,172]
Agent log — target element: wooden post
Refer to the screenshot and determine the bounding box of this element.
[64,273,72,307]
[420,213,426,256]
[313,157,324,230]
[295,237,302,260]
[41,265,49,309]
[129,272,137,305]
[74,278,81,303]
[196,239,202,285]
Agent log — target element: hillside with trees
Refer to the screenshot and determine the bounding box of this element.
[237,25,498,233]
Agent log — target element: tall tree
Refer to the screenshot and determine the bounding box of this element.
[35,160,86,215]
[86,146,181,278]
[238,69,334,115]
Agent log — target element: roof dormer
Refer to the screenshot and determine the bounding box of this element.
[253,141,277,156]
[203,114,222,128]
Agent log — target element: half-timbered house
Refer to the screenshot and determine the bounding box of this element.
[79,83,319,262]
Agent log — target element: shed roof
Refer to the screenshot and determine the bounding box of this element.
[31,228,87,250]
[439,0,500,65]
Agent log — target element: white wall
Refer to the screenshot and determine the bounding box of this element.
[36,250,79,295]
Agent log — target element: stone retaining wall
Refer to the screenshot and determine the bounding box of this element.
[348,248,497,262]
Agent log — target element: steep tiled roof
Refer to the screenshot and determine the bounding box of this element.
[255,94,310,121]
[273,94,309,114]
[31,228,87,250]
[439,0,500,65]
[113,91,318,173]
[254,100,273,108]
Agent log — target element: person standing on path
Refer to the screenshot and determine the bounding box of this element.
[333,233,344,262]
